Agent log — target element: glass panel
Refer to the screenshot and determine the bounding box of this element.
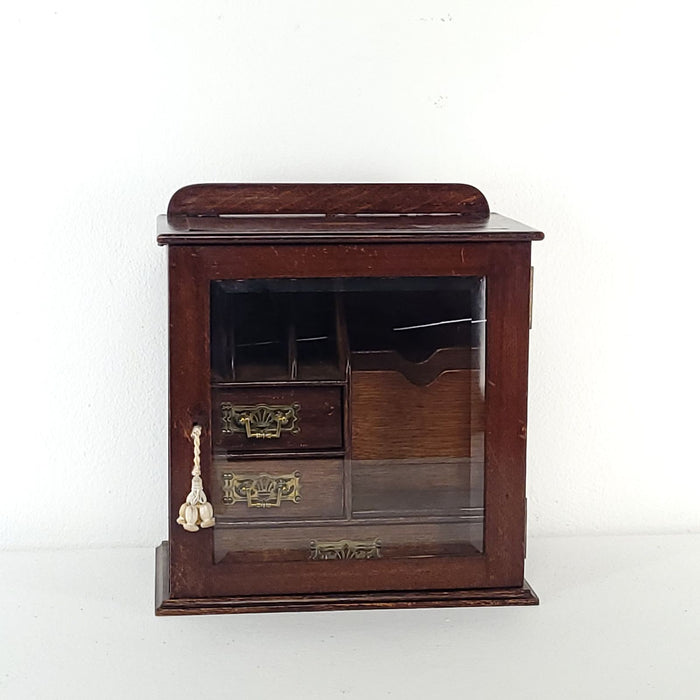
[210,277,485,563]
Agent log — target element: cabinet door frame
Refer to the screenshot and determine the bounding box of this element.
[166,242,531,599]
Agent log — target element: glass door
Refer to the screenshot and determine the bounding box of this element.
[208,276,486,565]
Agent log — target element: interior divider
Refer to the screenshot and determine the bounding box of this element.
[287,298,298,380]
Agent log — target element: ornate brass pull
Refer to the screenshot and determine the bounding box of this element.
[310,538,382,560]
[221,402,300,439]
[222,471,301,508]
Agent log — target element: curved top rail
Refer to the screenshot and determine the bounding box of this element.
[166,183,490,231]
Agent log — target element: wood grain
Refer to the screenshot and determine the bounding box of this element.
[156,542,539,615]
[167,183,490,231]
[351,369,473,460]
[211,458,343,521]
[212,386,343,452]
[351,458,480,516]
[157,212,544,244]
[160,181,539,611]
[213,521,482,563]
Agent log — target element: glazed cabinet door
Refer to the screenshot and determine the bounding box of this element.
[167,243,530,599]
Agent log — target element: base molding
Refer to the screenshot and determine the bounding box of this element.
[155,541,538,616]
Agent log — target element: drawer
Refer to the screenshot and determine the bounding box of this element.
[213,386,343,452]
[212,458,344,521]
[351,457,483,517]
[214,521,483,563]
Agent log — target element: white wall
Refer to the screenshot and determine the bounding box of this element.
[1,0,698,549]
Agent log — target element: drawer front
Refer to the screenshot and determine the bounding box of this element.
[214,521,482,563]
[351,457,482,517]
[213,386,343,452]
[212,458,344,521]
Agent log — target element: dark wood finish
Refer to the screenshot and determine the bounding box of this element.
[165,241,530,598]
[216,536,477,565]
[158,212,544,245]
[351,370,473,460]
[218,449,345,460]
[156,543,538,615]
[213,521,482,563]
[158,183,540,613]
[350,347,474,386]
[287,308,298,380]
[211,458,344,521]
[212,386,343,452]
[211,280,343,383]
[214,513,482,528]
[166,183,490,231]
[195,241,523,279]
[212,380,347,388]
[338,294,354,521]
[334,293,350,375]
[166,245,214,595]
[351,458,479,516]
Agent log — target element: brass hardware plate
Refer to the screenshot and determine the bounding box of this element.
[221,402,300,439]
[310,538,382,560]
[529,266,534,330]
[222,471,301,508]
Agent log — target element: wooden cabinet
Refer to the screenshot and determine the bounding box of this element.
[155,183,543,614]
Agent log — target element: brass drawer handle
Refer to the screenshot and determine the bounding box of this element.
[222,471,301,508]
[310,538,382,560]
[221,402,300,439]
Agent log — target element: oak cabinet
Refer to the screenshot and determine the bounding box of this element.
[155,183,542,614]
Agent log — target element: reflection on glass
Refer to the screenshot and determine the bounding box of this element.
[209,278,485,563]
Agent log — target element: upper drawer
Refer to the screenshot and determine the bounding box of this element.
[212,386,343,453]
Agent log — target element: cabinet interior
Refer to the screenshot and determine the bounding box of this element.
[209,277,486,563]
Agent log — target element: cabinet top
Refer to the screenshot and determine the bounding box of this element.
[157,183,544,245]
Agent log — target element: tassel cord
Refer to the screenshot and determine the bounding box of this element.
[176,424,216,532]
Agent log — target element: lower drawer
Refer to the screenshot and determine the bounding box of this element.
[214,521,483,563]
[351,457,483,517]
[212,458,344,521]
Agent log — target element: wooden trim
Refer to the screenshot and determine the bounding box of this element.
[167,183,490,231]
[482,244,531,585]
[167,247,214,593]
[197,241,509,279]
[157,212,544,245]
[156,543,538,615]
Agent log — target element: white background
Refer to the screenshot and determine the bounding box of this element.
[1,0,699,550]
[4,535,700,699]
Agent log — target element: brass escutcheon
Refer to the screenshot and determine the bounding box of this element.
[309,538,382,560]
